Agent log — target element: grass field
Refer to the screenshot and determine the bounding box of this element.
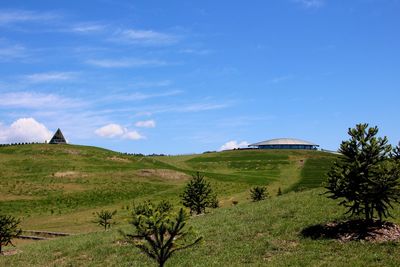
[1,189,399,266]
[2,144,399,266]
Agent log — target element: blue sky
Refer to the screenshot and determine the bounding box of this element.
[0,0,399,154]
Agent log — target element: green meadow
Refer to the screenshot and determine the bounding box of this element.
[1,144,399,266]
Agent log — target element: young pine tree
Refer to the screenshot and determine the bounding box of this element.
[181,172,215,215]
[94,210,117,231]
[325,123,400,222]
[0,215,22,254]
[125,202,202,267]
[250,186,268,201]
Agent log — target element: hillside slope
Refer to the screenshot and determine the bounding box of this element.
[1,189,399,266]
[0,144,336,232]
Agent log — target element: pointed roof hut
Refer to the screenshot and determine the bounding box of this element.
[49,128,67,144]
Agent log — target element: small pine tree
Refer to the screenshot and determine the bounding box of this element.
[94,210,117,231]
[181,172,215,215]
[125,202,202,267]
[250,186,268,201]
[325,123,400,222]
[277,187,282,196]
[0,215,22,254]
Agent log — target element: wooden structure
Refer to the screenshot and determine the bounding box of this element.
[49,128,67,144]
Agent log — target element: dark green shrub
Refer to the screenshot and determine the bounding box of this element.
[250,186,268,201]
[0,215,22,254]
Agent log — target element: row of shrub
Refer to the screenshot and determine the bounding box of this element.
[0,142,43,147]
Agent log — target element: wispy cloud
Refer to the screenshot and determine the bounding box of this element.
[121,90,182,101]
[177,103,230,112]
[86,58,168,68]
[69,23,106,33]
[135,120,156,128]
[22,72,77,83]
[0,42,28,61]
[267,75,294,84]
[0,92,85,109]
[134,101,232,116]
[111,29,179,45]
[180,48,212,55]
[0,9,58,25]
[294,0,325,8]
[129,80,172,88]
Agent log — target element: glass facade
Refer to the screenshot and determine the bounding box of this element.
[257,145,317,150]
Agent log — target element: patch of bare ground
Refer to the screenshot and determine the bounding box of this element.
[107,156,131,163]
[53,171,87,178]
[64,149,80,155]
[1,249,22,256]
[301,220,400,243]
[135,169,190,180]
[0,194,39,201]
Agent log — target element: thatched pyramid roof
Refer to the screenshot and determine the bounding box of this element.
[49,128,67,144]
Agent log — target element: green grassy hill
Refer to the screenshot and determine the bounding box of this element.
[3,144,396,266]
[0,144,337,231]
[1,189,399,266]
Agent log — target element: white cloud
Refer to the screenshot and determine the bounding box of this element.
[86,58,167,68]
[0,9,58,25]
[112,29,178,45]
[135,120,156,128]
[94,123,125,138]
[23,72,76,83]
[219,140,249,151]
[294,0,325,8]
[95,123,145,140]
[0,118,52,143]
[0,92,84,109]
[123,131,144,140]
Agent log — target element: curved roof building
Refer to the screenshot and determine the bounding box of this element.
[249,138,319,150]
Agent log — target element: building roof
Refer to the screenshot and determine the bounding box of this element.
[49,128,67,144]
[249,138,318,147]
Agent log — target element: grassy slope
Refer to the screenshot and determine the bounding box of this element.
[0,145,336,232]
[1,189,399,267]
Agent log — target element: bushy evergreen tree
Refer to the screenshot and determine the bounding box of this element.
[181,172,216,215]
[0,215,22,254]
[125,202,202,267]
[250,186,268,201]
[325,123,400,222]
